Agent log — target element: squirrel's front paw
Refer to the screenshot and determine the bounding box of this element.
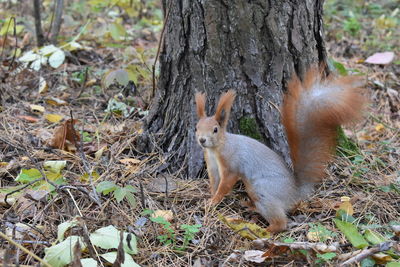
[208,196,222,206]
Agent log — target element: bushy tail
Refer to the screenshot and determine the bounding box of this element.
[282,68,365,185]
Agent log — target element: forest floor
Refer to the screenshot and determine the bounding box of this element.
[0,1,399,266]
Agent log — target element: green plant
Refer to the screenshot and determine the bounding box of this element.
[96,181,137,208]
[179,224,201,250]
[146,210,202,250]
[316,252,336,265]
[343,15,361,37]
[150,215,176,246]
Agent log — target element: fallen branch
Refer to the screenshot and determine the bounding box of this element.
[339,241,396,267]
[252,239,338,253]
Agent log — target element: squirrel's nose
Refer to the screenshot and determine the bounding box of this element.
[199,138,206,144]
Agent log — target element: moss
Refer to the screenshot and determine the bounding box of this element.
[239,116,262,141]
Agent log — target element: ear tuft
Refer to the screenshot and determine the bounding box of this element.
[215,90,236,128]
[195,92,206,118]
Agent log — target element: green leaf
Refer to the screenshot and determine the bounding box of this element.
[361,257,376,267]
[364,229,387,245]
[141,209,154,216]
[19,51,40,62]
[124,185,137,193]
[101,252,140,267]
[386,262,400,267]
[125,192,137,208]
[89,225,137,255]
[40,45,59,56]
[96,181,117,195]
[80,258,98,267]
[317,252,336,261]
[44,236,86,267]
[109,23,127,41]
[43,160,67,174]
[334,219,369,249]
[103,69,130,88]
[114,187,126,203]
[49,49,66,68]
[57,217,81,242]
[15,168,42,183]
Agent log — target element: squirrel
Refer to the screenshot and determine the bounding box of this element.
[194,67,365,233]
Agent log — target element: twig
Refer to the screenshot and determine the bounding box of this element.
[151,1,171,99]
[65,189,105,267]
[339,241,396,266]
[0,16,17,68]
[69,110,101,205]
[0,231,52,267]
[252,239,338,253]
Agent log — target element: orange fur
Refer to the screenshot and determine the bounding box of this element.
[215,90,236,127]
[195,92,206,118]
[282,67,366,183]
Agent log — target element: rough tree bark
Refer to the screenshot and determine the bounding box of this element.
[141,0,327,178]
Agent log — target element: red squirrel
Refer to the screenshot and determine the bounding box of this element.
[195,67,365,233]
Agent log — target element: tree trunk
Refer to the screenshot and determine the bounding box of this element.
[141,0,327,178]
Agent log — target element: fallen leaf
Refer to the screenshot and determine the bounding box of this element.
[375,123,385,132]
[50,119,80,152]
[151,210,174,222]
[365,52,395,65]
[120,158,141,165]
[30,104,45,114]
[218,214,271,240]
[46,97,67,106]
[243,250,266,263]
[45,113,63,123]
[17,115,39,123]
[38,77,48,94]
[95,145,107,161]
[336,196,354,216]
[334,219,368,249]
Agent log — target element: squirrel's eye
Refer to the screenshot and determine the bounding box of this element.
[213,127,218,133]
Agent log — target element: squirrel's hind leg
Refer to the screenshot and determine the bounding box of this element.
[254,202,288,233]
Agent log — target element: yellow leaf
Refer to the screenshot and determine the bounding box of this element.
[45,113,63,123]
[30,104,45,114]
[336,196,354,216]
[375,123,385,132]
[46,97,67,106]
[151,210,174,222]
[95,145,107,161]
[218,214,270,240]
[85,79,96,87]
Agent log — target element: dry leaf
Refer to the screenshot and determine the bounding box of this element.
[375,123,385,132]
[120,158,141,165]
[46,97,67,106]
[30,104,45,114]
[38,77,48,94]
[17,115,39,123]
[50,119,80,152]
[45,113,63,123]
[95,145,107,161]
[218,214,271,240]
[243,250,266,263]
[151,210,174,222]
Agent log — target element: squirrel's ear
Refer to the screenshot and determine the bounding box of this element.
[215,90,236,127]
[195,92,206,118]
